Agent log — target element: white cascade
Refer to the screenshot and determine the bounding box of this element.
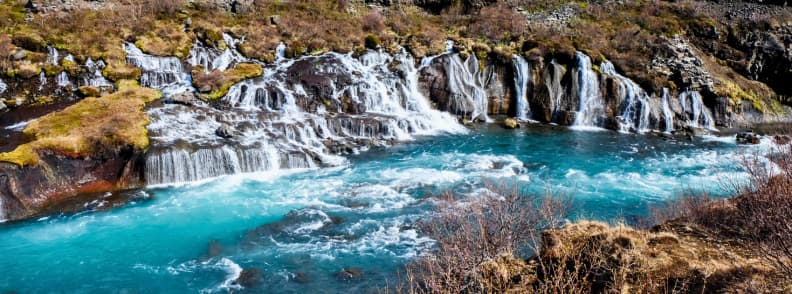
[572,52,605,128]
[601,61,655,133]
[82,58,113,88]
[512,54,532,120]
[0,78,6,94]
[444,54,490,122]
[56,72,71,88]
[144,48,464,185]
[678,91,716,130]
[660,88,675,133]
[38,72,46,91]
[46,46,59,66]
[276,42,286,60]
[186,33,248,72]
[124,43,190,96]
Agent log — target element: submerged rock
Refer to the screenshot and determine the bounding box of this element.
[235,268,262,287]
[736,132,761,144]
[502,118,520,129]
[169,92,197,106]
[215,124,236,139]
[335,268,363,281]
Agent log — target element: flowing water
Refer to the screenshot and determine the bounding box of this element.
[0,125,778,293]
[513,55,532,121]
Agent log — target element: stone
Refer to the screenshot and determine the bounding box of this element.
[292,272,310,284]
[215,124,236,139]
[170,92,197,106]
[235,268,262,287]
[774,135,791,145]
[335,268,363,281]
[502,118,520,129]
[736,132,761,144]
[270,15,280,25]
[12,50,27,61]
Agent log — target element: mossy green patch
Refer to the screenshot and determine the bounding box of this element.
[192,63,263,100]
[0,82,161,166]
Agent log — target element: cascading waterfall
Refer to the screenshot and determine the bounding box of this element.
[139,43,465,185]
[187,33,247,72]
[572,52,605,128]
[445,54,490,122]
[601,61,655,133]
[124,43,190,96]
[660,88,675,133]
[512,54,532,120]
[38,72,46,91]
[0,78,6,94]
[678,91,716,130]
[46,46,59,66]
[276,42,286,60]
[82,58,113,88]
[56,72,71,88]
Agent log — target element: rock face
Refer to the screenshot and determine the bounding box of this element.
[0,149,144,221]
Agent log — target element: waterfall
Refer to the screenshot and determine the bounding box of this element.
[124,43,190,96]
[445,40,455,53]
[276,42,286,60]
[0,78,6,94]
[187,34,247,72]
[82,58,113,88]
[572,52,604,128]
[0,195,4,222]
[46,46,59,66]
[444,54,490,122]
[660,88,675,133]
[678,91,716,130]
[56,72,71,88]
[601,61,655,133]
[142,48,465,185]
[145,145,288,185]
[38,72,47,91]
[512,54,532,120]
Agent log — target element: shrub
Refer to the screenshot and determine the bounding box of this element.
[364,34,381,49]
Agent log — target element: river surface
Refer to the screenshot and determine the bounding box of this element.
[0,125,774,293]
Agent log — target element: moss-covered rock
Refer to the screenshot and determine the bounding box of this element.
[0,81,161,166]
[192,63,263,100]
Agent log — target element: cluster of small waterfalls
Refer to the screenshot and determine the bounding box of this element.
[2,37,723,187]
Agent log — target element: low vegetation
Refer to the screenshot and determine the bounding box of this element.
[191,63,263,99]
[405,141,792,293]
[0,80,161,166]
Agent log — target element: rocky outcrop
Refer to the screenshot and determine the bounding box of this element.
[0,149,144,221]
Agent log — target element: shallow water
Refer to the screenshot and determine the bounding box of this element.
[0,125,774,293]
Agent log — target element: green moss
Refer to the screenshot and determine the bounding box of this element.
[78,86,101,97]
[0,145,39,167]
[102,63,141,82]
[365,34,381,49]
[716,81,765,112]
[203,63,264,99]
[0,81,161,166]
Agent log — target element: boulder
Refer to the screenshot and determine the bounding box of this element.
[736,132,761,144]
[215,124,236,139]
[170,92,197,106]
[235,268,262,287]
[335,268,363,281]
[774,135,791,145]
[502,118,520,129]
[12,50,27,61]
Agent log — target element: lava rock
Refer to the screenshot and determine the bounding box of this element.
[736,132,761,144]
[502,118,520,129]
[335,267,363,281]
[235,268,262,287]
[170,92,197,106]
[215,124,236,139]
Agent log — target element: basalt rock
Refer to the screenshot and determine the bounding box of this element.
[0,148,145,221]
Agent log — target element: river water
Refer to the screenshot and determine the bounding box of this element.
[0,125,775,293]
